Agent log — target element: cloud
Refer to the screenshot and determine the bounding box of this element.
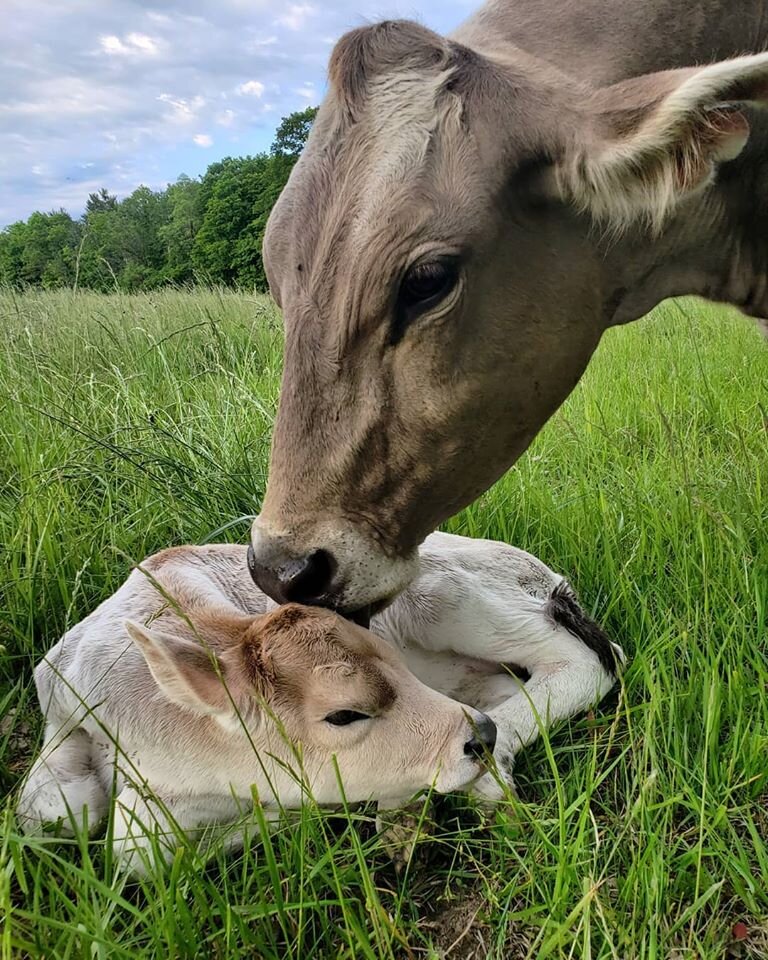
[238,80,265,97]
[158,93,206,123]
[275,4,316,32]
[100,32,161,57]
[216,109,236,126]
[250,35,278,49]
[0,0,475,225]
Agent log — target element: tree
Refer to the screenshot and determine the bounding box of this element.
[193,156,271,285]
[160,175,203,282]
[193,151,301,289]
[76,205,130,291]
[271,106,319,157]
[1,106,318,291]
[78,186,170,291]
[17,211,81,288]
[85,188,118,215]
[118,186,170,287]
[0,222,29,286]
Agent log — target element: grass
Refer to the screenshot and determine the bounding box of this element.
[0,287,766,959]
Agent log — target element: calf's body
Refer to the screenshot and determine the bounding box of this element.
[19,534,621,871]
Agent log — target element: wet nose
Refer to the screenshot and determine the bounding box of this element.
[247,543,337,605]
[464,713,497,760]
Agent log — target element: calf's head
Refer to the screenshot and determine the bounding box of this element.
[251,20,768,615]
[126,604,494,804]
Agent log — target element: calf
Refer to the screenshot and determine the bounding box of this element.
[18,533,623,872]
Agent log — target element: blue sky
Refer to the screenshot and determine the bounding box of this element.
[1,0,475,226]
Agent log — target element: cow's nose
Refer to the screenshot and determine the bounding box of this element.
[247,543,337,605]
[464,714,497,760]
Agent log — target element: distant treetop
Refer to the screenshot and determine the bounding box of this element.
[271,106,319,158]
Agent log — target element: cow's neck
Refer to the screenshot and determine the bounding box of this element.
[599,140,768,329]
[454,0,767,84]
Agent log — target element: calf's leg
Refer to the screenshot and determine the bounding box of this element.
[112,786,275,876]
[17,725,109,835]
[470,650,619,802]
[467,584,625,800]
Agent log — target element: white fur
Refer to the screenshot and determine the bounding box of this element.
[375,533,624,802]
[17,532,624,872]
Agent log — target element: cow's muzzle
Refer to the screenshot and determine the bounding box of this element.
[246,542,374,626]
[249,516,420,621]
[246,542,337,607]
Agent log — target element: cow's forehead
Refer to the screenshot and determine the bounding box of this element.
[295,81,484,288]
[347,71,466,240]
[267,37,565,311]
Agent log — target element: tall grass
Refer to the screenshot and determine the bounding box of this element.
[1,288,766,958]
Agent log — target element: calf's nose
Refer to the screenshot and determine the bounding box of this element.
[247,543,337,605]
[464,713,497,760]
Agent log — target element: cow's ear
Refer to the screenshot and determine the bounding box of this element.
[125,620,243,716]
[557,52,768,231]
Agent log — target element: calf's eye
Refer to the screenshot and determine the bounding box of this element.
[324,710,371,726]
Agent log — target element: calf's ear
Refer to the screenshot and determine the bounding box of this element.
[125,620,242,716]
[557,52,768,231]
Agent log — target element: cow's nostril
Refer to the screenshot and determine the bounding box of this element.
[464,714,497,759]
[248,543,337,606]
[283,548,336,603]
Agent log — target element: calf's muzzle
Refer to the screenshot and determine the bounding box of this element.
[463,713,497,760]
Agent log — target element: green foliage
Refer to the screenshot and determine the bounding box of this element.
[0,291,766,957]
[75,186,171,291]
[0,211,82,288]
[193,155,270,284]
[159,175,203,282]
[0,222,29,285]
[271,106,319,157]
[193,153,296,287]
[85,188,118,215]
[0,107,317,292]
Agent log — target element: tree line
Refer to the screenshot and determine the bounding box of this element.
[0,107,318,292]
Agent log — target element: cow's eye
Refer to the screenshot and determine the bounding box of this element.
[324,710,371,726]
[399,259,459,314]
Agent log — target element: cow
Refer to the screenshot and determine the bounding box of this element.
[17,533,623,874]
[247,1,768,622]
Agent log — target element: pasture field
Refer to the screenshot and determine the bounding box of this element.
[0,288,766,960]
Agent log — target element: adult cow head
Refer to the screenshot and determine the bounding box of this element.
[249,19,768,617]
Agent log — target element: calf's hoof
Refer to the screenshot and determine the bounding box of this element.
[468,754,517,808]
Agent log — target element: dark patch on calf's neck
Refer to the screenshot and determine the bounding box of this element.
[501,662,531,682]
[546,581,618,677]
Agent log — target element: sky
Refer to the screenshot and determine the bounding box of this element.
[1,0,476,226]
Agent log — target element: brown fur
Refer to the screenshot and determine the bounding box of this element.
[329,20,451,118]
[252,1,768,612]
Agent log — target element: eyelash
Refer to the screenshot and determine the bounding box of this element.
[392,258,460,343]
[323,710,371,726]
